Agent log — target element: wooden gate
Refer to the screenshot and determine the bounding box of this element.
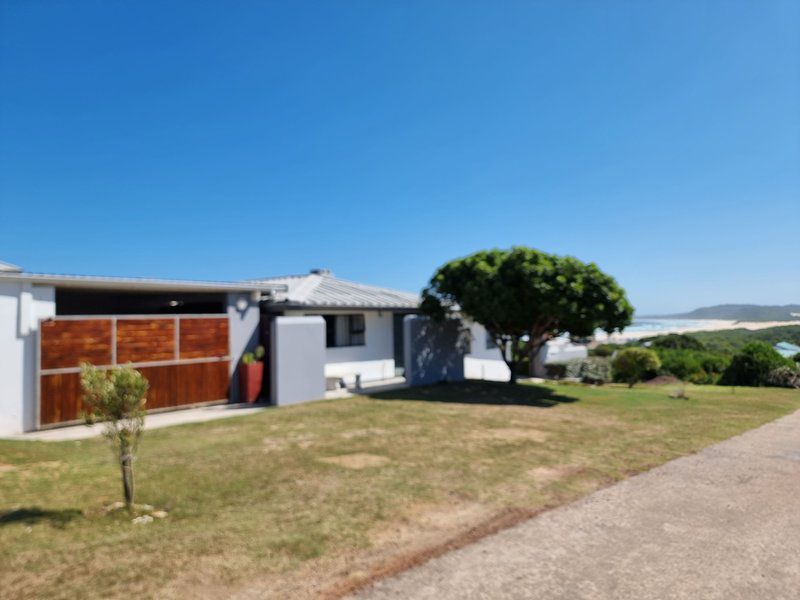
[37,315,230,427]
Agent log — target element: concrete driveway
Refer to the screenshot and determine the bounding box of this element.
[357,410,800,600]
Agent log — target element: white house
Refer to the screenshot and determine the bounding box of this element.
[252,270,420,386]
[0,260,283,435]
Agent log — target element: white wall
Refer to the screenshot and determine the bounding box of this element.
[0,282,55,435]
[541,338,589,364]
[227,292,261,403]
[284,309,396,384]
[270,316,326,406]
[463,320,511,382]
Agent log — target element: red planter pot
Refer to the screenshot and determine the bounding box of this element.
[238,362,264,404]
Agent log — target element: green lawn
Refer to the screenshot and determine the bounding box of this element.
[1,381,799,599]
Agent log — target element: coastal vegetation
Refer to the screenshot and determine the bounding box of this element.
[2,381,799,599]
[583,328,800,388]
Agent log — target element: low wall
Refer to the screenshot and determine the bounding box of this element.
[270,316,326,406]
[403,315,467,387]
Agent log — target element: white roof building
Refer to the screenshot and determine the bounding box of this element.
[250,269,420,310]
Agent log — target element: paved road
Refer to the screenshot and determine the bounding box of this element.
[358,410,800,600]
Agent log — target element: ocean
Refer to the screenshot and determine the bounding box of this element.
[621,318,716,335]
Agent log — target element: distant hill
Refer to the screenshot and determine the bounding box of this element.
[652,304,800,322]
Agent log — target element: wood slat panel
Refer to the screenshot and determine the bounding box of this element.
[179,318,229,359]
[117,319,175,364]
[41,362,230,424]
[40,372,84,425]
[40,319,112,370]
[176,361,230,404]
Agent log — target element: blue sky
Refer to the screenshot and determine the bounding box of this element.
[1,1,798,314]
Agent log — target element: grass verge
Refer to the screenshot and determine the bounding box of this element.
[1,381,798,599]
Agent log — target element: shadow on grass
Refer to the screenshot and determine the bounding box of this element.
[0,507,82,528]
[368,380,579,408]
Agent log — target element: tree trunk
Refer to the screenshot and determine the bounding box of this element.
[508,360,517,384]
[119,441,134,509]
[528,342,546,377]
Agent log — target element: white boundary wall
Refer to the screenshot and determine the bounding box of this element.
[284,309,395,384]
[270,316,326,406]
[463,320,511,382]
[0,282,55,435]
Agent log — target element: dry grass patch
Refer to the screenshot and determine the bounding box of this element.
[318,453,390,469]
[472,427,549,443]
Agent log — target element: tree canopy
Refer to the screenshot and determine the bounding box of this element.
[421,247,633,382]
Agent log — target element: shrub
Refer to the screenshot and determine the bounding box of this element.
[590,344,620,358]
[544,362,568,379]
[650,334,705,351]
[544,357,612,384]
[579,357,612,384]
[765,366,800,389]
[793,352,800,364]
[655,349,729,384]
[81,364,149,509]
[719,342,794,387]
[612,348,661,388]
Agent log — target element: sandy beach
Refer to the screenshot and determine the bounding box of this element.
[602,320,800,342]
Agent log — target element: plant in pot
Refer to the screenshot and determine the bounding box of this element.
[239,345,265,404]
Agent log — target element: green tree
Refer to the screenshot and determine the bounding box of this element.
[612,347,661,387]
[720,342,794,387]
[650,333,705,351]
[81,364,149,509]
[421,247,633,383]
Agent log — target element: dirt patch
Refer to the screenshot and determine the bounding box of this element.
[318,454,390,470]
[527,465,574,485]
[0,463,18,474]
[320,506,539,599]
[645,375,682,386]
[472,428,548,443]
[340,428,389,440]
[263,434,315,452]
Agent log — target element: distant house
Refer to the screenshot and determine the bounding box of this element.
[774,342,800,359]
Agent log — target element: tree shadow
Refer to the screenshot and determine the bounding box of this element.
[368,380,580,408]
[0,507,82,529]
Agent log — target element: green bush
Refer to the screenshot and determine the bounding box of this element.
[589,343,620,357]
[793,352,800,364]
[655,348,729,384]
[765,366,800,389]
[719,342,795,387]
[579,357,612,384]
[612,348,661,387]
[649,334,705,351]
[544,357,612,384]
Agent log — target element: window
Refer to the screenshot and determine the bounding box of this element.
[486,332,497,350]
[322,314,366,347]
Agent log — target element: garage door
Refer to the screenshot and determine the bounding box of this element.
[37,315,230,427]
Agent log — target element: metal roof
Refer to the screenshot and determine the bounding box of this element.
[250,271,420,310]
[775,342,800,358]
[0,260,22,273]
[0,271,288,294]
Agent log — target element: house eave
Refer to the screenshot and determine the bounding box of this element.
[0,272,288,294]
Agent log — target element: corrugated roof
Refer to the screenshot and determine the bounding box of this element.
[0,260,22,272]
[0,271,288,293]
[249,271,420,309]
[775,342,800,358]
